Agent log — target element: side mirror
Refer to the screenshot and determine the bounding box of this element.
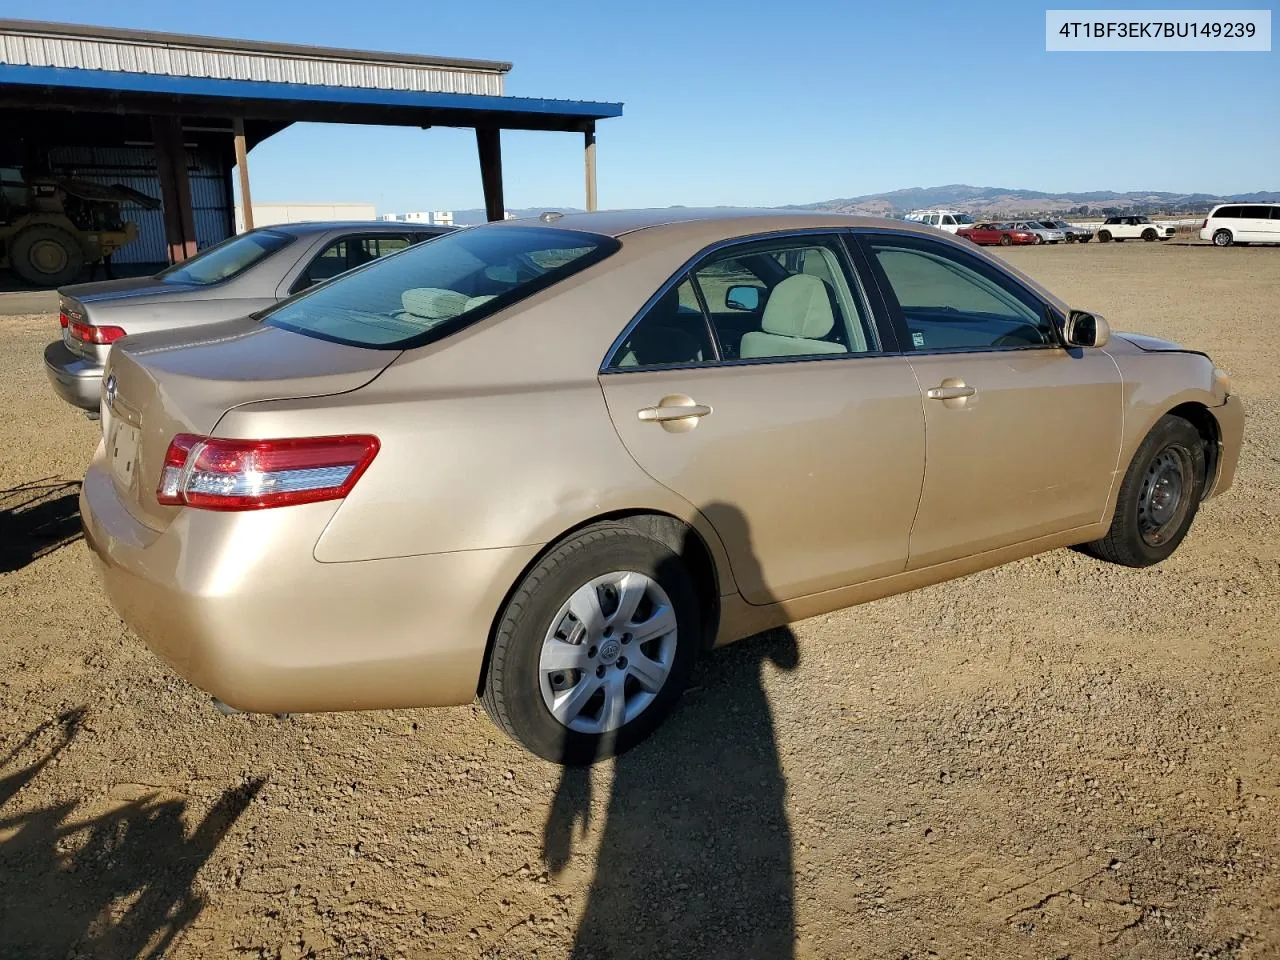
[724,285,762,311]
[1064,309,1110,348]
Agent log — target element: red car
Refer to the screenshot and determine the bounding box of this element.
[957,222,1039,246]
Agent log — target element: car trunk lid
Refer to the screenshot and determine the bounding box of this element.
[101,317,398,531]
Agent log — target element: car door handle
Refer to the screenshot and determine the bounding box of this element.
[926,384,976,400]
[637,402,713,422]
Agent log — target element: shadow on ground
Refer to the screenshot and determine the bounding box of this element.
[0,478,83,574]
[0,708,264,959]
[543,503,802,959]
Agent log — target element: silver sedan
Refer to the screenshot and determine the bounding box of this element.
[44,220,451,413]
[1010,221,1066,244]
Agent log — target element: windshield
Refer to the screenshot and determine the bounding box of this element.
[157,229,294,285]
[264,225,619,349]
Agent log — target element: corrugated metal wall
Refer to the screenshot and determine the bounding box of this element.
[0,33,505,95]
[47,145,231,263]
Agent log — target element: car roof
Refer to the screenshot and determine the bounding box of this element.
[488,207,960,244]
[264,221,452,237]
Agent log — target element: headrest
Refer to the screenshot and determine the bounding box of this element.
[401,287,469,320]
[761,274,835,339]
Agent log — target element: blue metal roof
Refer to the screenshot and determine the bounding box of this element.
[0,63,623,121]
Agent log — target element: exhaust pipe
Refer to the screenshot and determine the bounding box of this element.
[212,697,290,720]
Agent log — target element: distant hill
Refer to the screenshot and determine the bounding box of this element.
[447,187,1277,224]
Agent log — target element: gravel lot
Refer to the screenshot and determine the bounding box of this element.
[1,241,1277,959]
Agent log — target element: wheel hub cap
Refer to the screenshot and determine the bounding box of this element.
[539,570,678,735]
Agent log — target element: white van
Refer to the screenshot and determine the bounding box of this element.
[1199,203,1280,247]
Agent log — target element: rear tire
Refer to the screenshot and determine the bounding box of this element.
[10,224,84,287]
[481,522,702,764]
[1213,229,1233,247]
[1097,230,1112,243]
[1079,415,1206,568]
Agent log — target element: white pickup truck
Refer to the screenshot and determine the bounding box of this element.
[1095,215,1177,243]
[904,210,977,235]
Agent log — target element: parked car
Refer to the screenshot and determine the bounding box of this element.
[1010,221,1066,244]
[1096,216,1176,243]
[1199,202,1280,247]
[80,210,1243,764]
[1039,219,1094,243]
[957,222,1040,246]
[44,221,452,413]
[905,210,976,234]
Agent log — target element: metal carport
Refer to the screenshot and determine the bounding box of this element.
[0,19,622,267]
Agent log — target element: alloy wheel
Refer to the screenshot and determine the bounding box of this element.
[539,571,679,734]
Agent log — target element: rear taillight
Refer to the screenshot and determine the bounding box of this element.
[69,319,127,345]
[59,309,69,329]
[156,434,380,511]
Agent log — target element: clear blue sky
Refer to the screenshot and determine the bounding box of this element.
[7,0,1277,212]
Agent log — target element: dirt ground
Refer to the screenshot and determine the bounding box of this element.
[1,240,1277,960]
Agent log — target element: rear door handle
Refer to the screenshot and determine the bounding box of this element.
[926,385,976,400]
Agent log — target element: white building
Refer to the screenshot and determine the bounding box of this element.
[236,202,377,232]
[381,210,455,226]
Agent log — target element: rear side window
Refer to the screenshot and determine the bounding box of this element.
[265,226,618,349]
[609,235,877,369]
[158,229,294,286]
[1239,206,1270,219]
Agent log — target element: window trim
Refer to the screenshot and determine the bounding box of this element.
[600,228,896,374]
[851,228,1065,356]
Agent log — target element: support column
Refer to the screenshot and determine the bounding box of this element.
[233,117,254,232]
[475,127,505,222]
[151,116,198,262]
[584,124,597,212]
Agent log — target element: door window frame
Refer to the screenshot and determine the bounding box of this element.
[849,228,1065,355]
[601,229,901,374]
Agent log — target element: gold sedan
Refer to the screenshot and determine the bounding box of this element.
[80,210,1243,763]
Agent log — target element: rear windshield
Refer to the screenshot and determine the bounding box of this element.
[263,225,619,349]
[157,229,294,285]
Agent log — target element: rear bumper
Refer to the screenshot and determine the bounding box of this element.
[1206,394,1244,500]
[80,455,541,714]
[44,340,103,412]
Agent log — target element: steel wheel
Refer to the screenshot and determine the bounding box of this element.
[539,570,678,734]
[1137,445,1193,547]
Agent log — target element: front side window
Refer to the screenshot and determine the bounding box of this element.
[157,229,294,286]
[610,235,877,369]
[861,234,1053,351]
[266,226,617,349]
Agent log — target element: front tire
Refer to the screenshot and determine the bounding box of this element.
[1080,415,1206,567]
[1097,230,1112,243]
[999,234,1013,246]
[481,523,702,764]
[1213,229,1233,247]
[10,224,84,286]
[1142,229,1158,242]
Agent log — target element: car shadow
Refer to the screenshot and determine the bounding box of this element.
[0,478,83,574]
[0,708,264,959]
[543,502,801,959]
